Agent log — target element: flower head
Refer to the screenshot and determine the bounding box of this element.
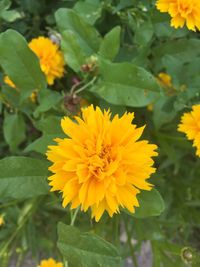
[38,258,63,267]
[178,105,200,156]
[47,105,158,221]
[156,0,200,31]
[28,37,65,85]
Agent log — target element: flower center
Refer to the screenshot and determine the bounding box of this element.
[178,1,193,17]
[88,146,115,181]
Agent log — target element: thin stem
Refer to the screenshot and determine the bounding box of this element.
[70,207,80,226]
[123,217,139,267]
[74,77,97,95]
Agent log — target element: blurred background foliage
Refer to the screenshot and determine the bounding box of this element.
[0,0,200,266]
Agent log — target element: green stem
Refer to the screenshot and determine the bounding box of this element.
[75,77,97,95]
[123,218,139,267]
[0,199,38,258]
[70,207,80,226]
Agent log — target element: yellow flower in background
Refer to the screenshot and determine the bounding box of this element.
[158,72,172,88]
[4,75,16,89]
[0,215,5,226]
[38,258,63,267]
[156,0,200,31]
[178,105,200,157]
[29,37,65,85]
[3,76,37,103]
[47,105,158,221]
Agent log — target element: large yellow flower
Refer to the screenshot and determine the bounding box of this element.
[178,105,200,157]
[38,258,63,267]
[28,37,65,85]
[46,105,158,221]
[156,0,200,31]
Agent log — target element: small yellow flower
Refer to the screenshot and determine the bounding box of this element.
[0,215,5,226]
[4,76,16,89]
[156,0,200,31]
[4,76,37,103]
[29,37,65,85]
[47,105,158,221]
[158,72,172,88]
[38,258,63,267]
[178,105,200,157]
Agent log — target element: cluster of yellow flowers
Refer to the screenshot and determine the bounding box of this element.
[4,0,200,225]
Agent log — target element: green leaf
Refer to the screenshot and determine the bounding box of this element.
[0,0,22,23]
[0,30,46,100]
[74,1,102,25]
[134,21,153,45]
[57,223,121,267]
[99,26,121,61]
[55,8,101,55]
[3,113,26,151]
[134,189,165,218]
[34,89,62,117]
[91,60,160,107]
[61,30,86,72]
[0,157,49,199]
[25,116,64,154]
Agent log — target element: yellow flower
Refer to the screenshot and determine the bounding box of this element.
[46,105,158,222]
[178,105,200,157]
[158,72,172,88]
[38,258,63,267]
[4,75,16,89]
[156,0,200,31]
[0,215,5,226]
[4,76,37,103]
[28,37,65,85]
